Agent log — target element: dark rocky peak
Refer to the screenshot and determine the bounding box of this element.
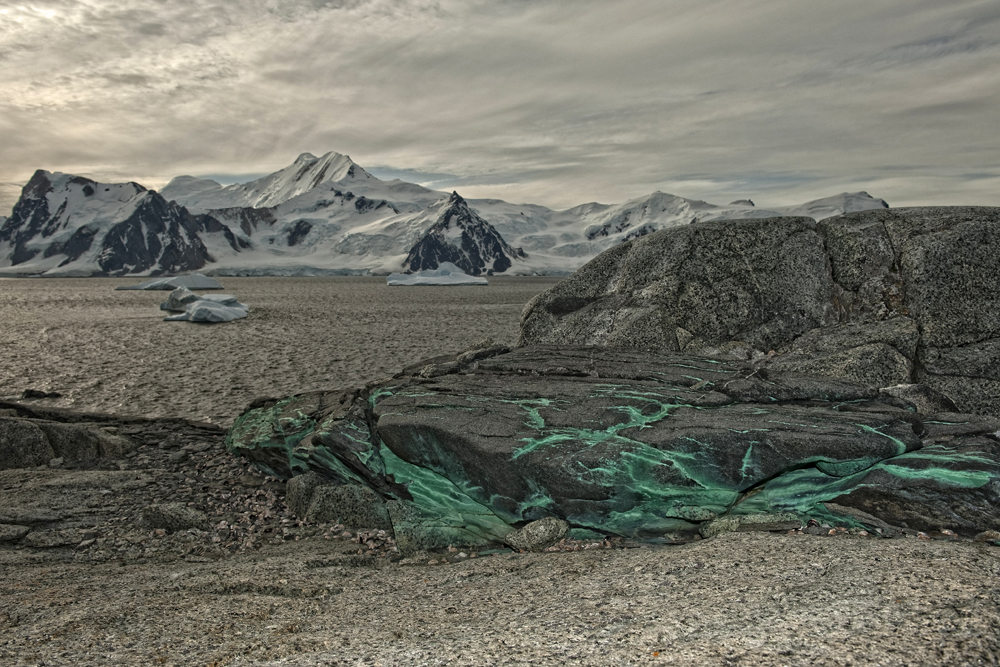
[403,192,526,276]
[730,199,754,206]
[96,190,214,276]
[22,170,54,200]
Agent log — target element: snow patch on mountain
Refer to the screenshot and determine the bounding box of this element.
[162,152,376,211]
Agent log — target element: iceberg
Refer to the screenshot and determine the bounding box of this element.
[159,286,249,322]
[116,274,223,291]
[386,262,488,286]
[159,286,244,312]
[163,300,249,323]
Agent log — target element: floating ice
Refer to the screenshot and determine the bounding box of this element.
[159,286,243,312]
[116,274,223,290]
[386,262,487,286]
[163,298,249,323]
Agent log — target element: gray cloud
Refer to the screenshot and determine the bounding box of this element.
[1,0,998,212]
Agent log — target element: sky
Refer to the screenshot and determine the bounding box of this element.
[1,0,999,213]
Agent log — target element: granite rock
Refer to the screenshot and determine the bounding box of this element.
[504,517,570,551]
[142,503,209,533]
[519,207,1000,415]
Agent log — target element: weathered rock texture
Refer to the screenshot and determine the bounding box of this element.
[0,416,133,469]
[225,207,1000,550]
[227,345,1000,550]
[519,207,1000,416]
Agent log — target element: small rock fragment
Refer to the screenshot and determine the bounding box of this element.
[700,513,801,539]
[504,517,569,551]
[142,503,209,533]
[0,524,30,543]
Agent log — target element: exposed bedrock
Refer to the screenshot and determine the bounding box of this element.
[518,207,1000,416]
[226,345,1000,550]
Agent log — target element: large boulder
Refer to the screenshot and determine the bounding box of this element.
[519,207,1000,416]
[0,417,133,470]
[227,346,1000,549]
[225,207,1000,549]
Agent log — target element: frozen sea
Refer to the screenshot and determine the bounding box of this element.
[0,276,562,425]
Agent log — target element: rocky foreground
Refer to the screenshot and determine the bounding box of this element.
[4,206,1000,664]
[1,399,999,666]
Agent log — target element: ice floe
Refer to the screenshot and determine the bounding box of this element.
[386,262,487,286]
[158,286,248,322]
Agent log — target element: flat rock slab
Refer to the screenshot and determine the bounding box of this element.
[227,346,1000,549]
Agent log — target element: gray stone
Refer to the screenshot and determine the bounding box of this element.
[823,502,902,532]
[0,418,55,469]
[0,524,30,542]
[770,342,912,388]
[286,471,328,519]
[142,503,209,532]
[34,422,133,462]
[305,484,391,530]
[879,384,958,415]
[159,434,185,449]
[519,217,835,354]
[22,529,80,548]
[168,450,190,464]
[0,508,63,524]
[504,517,569,551]
[700,513,801,538]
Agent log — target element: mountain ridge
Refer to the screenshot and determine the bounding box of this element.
[0,153,889,277]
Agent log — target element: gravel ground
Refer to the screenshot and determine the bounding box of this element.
[0,276,561,425]
[2,277,1000,665]
[1,412,998,666]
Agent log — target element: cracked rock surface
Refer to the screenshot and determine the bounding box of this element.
[227,344,1000,549]
[519,206,1000,416]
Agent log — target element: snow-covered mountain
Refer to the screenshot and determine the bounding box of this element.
[0,170,239,277]
[0,151,889,277]
[404,192,526,276]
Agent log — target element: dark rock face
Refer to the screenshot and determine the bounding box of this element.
[226,345,1000,549]
[0,170,56,265]
[403,192,526,276]
[207,206,276,240]
[1,170,225,275]
[96,193,215,276]
[520,207,1000,416]
[286,220,313,247]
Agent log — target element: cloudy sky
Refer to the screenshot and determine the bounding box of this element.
[1,0,998,213]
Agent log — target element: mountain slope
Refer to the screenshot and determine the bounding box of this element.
[1,153,891,277]
[0,170,241,276]
[404,193,526,276]
[161,152,377,210]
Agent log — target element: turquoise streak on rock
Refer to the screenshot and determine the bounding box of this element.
[378,442,512,544]
[735,445,994,517]
[856,424,909,456]
[506,386,739,535]
[225,396,316,476]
